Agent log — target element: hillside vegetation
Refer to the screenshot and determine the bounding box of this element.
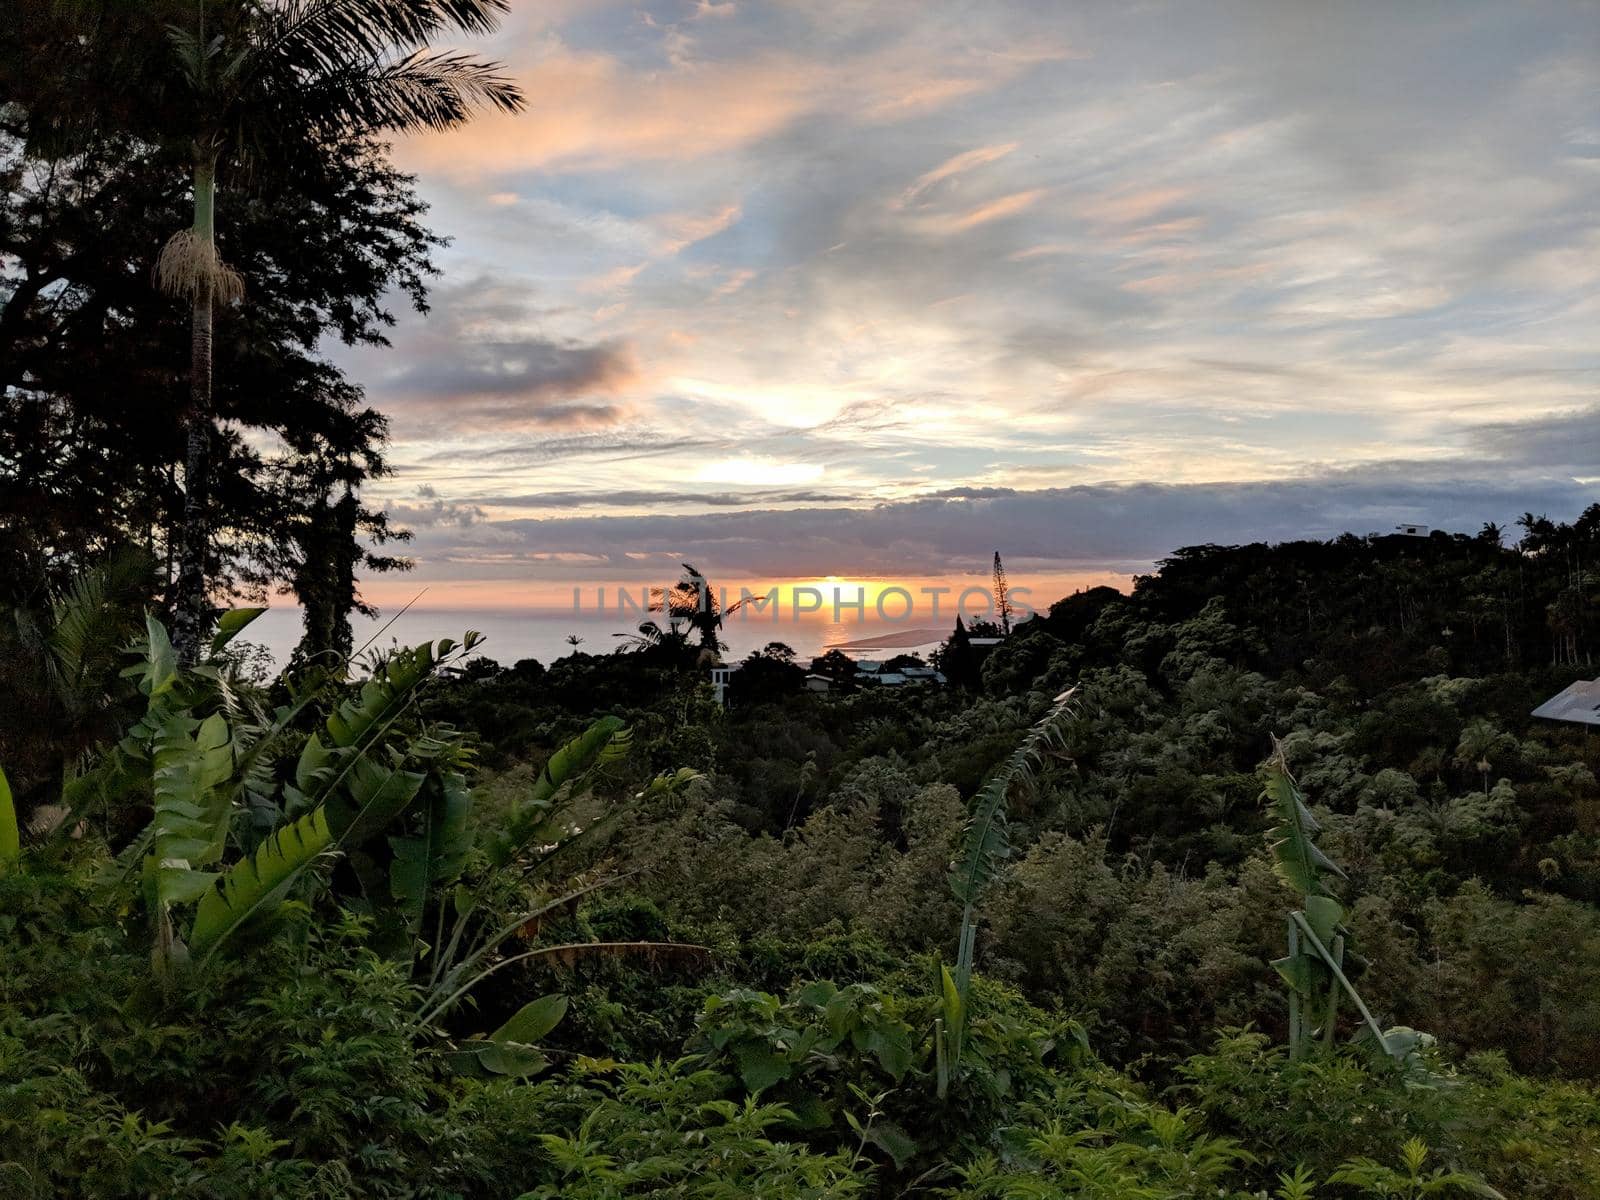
[3,523,1600,1197]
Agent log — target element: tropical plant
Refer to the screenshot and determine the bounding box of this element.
[1263,743,1414,1061]
[413,718,708,1035]
[1328,1138,1502,1198]
[92,611,709,1086]
[938,687,1077,1097]
[517,1060,872,1199]
[1453,719,1503,797]
[2,551,150,818]
[649,562,759,653]
[108,609,454,974]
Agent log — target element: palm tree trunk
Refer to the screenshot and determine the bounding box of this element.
[172,155,218,665]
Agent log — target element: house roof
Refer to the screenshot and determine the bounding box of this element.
[1531,680,1600,726]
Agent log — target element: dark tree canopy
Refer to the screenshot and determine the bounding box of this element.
[0,111,430,630]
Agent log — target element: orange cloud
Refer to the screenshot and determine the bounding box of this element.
[655,202,743,252]
[897,142,1019,208]
[580,262,649,293]
[1080,185,1189,225]
[915,188,1046,235]
[402,51,821,174]
[400,40,1067,177]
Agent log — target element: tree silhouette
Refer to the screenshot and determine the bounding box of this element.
[10,0,524,660]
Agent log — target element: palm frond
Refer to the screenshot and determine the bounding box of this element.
[250,1,523,133]
[261,0,510,67]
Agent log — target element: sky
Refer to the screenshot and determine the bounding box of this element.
[331,0,1600,610]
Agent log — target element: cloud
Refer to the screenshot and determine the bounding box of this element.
[1467,404,1600,472]
[654,203,743,252]
[897,143,1021,209]
[400,50,821,174]
[339,274,645,432]
[389,337,637,403]
[347,2,1600,594]
[394,470,1599,583]
[398,28,1069,177]
[387,487,486,528]
[913,188,1046,235]
[579,263,649,293]
[470,488,843,509]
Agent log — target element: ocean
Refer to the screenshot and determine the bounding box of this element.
[243,606,960,670]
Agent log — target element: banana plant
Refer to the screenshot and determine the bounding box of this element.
[186,635,480,971]
[937,687,1077,1098]
[111,614,472,974]
[443,993,569,1079]
[105,618,707,1073]
[1263,741,1413,1061]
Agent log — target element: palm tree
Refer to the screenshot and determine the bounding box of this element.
[651,563,753,653]
[1454,718,1501,797]
[143,0,524,661]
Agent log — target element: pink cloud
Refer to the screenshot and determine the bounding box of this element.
[896,142,1020,208]
[1079,185,1189,225]
[655,202,744,252]
[400,40,1066,177]
[401,51,821,174]
[915,188,1047,235]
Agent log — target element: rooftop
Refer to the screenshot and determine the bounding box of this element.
[1531,680,1600,726]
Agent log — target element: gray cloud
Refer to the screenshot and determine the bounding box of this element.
[397,469,1599,582]
[479,488,845,508]
[333,275,641,431]
[386,486,485,528]
[1469,404,1600,471]
[388,337,636,403]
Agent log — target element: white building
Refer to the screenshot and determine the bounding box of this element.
[710,664,738,706]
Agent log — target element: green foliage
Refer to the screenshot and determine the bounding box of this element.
[9,533,1600,1195]
[1329,1139,1502,1198]
[486,715,630,867]
[0,764,17,874]
[189,806,333,965]
[516,1062,870,1199]
[1262,750,1400,1062]
[109,621,474,973]
[943,687,1077,1092]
